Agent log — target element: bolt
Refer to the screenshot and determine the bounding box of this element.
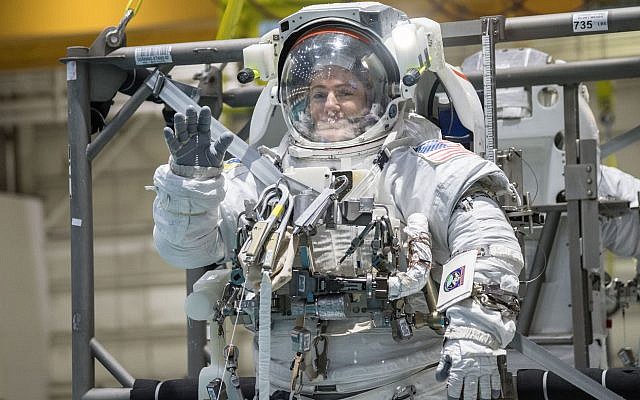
[586,165,592,172]
[587,189,593,196]
[587,178,593,184]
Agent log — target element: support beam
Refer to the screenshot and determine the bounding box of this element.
[442,6,640,46]
[510,333,624,400]
[563,84,592,368]
[90,338,135,388]
[518,210,561,336]
[67,46,95,400]
[465,56,640,88]
[601,123,640,159]
[186,267,208,379]
[63,38,258,69]
[82,388,131,400]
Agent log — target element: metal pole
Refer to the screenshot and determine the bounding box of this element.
[63,38,259,69]
[601,123,640,159]
[90,338,135,388]
[465,56,640,89]
[442,6,640,46]
[563,84,591,368]
[518,210,561,336]
[223,86,262,108]
[82,388,131,400]
[510,333,625,400]
[187,267,208,378]
[504,6,640,42]
[86,82,153,161]
[66,46,95,400]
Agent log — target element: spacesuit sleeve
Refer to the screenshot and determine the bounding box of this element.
[599,165,640,267]
[444,196,524,348]
[151,164,227,269]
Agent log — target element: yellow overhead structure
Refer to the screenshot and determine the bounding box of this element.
[0,0,601,71]
[0,0,221,70]
[0,0,328,70]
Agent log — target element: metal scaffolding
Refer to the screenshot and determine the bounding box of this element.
[65,5,640,400]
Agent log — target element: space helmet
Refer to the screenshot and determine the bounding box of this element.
[276,3,410,151]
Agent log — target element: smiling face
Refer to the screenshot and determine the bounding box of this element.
[279,28,393,146]
[308,67,369,142]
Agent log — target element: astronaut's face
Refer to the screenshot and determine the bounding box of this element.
[308,68,369,142]
[280,28,393,146]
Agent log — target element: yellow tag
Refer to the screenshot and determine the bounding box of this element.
[271,204,285,218]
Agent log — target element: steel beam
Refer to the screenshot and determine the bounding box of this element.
[82,388,131,400]
[563,84,592,368]
[601,123,640,159]
[223,86,262,108]
[67,46,95,400]
[510,333,624,400]
[442,6,640,46]
[90,338,135,388]
[518,210,561,336]
[465,56,640,88]
[86,81,153,161]
[186,267,208,378]
[62,38,258,69]
[504,7,640,42]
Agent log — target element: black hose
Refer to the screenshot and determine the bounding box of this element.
[516,368,639,400]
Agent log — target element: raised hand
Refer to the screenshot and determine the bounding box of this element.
[163,105,234,169]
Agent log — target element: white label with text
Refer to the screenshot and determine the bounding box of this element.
[572,11,608,32]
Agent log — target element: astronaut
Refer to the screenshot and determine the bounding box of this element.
[151,3,523,399]
[460,47,640,368]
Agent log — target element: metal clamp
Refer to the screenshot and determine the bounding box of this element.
[472,283,520,317]
[565,163,598,200]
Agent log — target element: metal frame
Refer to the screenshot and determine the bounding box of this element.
[65,6,640,400]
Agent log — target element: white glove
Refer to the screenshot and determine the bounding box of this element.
[435,339,502,400]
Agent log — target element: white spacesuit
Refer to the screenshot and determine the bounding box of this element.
[152,3,523,399]
[461,48,640,369]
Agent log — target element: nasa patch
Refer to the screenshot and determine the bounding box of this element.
[443,266,466,293]
[414,140,471,164]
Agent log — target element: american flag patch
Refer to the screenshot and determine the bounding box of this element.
[223,157,241,171]
[414,140,471,164]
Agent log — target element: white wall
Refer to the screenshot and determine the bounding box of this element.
[0,194,48,400]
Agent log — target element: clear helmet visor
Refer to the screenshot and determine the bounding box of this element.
[280,29,391,144]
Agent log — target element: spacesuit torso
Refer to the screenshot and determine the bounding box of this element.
[152,113,523,399]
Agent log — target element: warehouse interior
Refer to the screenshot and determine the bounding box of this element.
[1,1,640,399]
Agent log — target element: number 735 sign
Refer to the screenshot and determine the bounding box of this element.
[573,11,609,33]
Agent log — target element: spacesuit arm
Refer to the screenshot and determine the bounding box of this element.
[388,213,433,300]
[434,195,522,399]
[444,195,523,348]
[599,165,640,272]
[151,164,228,269]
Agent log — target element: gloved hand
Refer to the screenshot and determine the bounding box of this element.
[163,105,234,178]
[435,339,502,400]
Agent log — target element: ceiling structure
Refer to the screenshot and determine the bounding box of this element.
[0,0,634,71]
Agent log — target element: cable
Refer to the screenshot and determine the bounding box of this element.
[520,250,548,285]
[521,156,540,204]
[426,77,442,125]
[446,96,455,137]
